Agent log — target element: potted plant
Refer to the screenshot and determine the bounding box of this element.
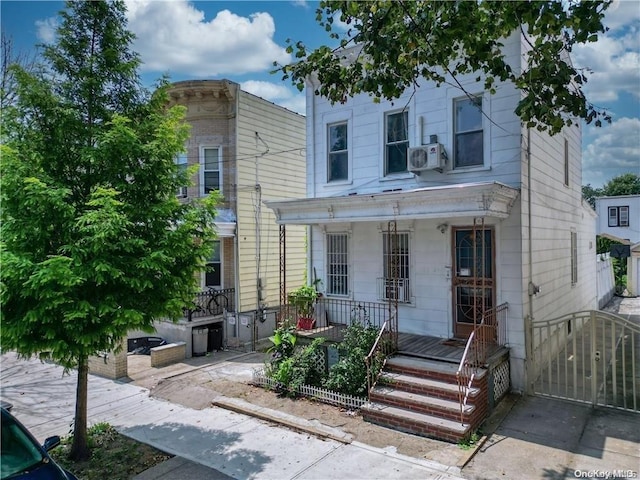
[287,284,318,330]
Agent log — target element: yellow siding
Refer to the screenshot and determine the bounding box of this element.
[236,92,307,312]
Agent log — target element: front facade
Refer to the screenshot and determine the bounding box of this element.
[266,33,596,393]
[149,80,307,353]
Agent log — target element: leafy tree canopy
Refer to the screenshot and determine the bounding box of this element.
[1,0,218,460]
[583,173,640,208]
[276,0,612,134]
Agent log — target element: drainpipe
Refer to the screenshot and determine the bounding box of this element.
[525,127,534,393]
[307,79,316,287]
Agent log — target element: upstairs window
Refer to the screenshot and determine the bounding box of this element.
[564,138,570,186]
[201,147,221,194]
[385,111,408,175]
[608,206,629,227]
[175,152,188,198]
[328,122,348,182]
[326,233,349,296]
[570,231,578,286]
[454,96,483,168]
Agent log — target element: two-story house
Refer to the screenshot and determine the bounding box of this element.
[595,194,640,296]
[266,36,598,440]
[136,80,307,357]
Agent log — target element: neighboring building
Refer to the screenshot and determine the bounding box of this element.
[266,34,597,439]
[139,80,307,355]
[595,194,640,296]
[595,195,640,245]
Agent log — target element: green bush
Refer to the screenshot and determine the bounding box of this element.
[268,338,325,397]
[323,322,380,397]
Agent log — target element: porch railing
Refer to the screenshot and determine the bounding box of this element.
[456,302,508,424]
[365,314,398,394]
[185,287,235,321]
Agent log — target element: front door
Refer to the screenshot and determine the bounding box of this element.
[452,227,495,338]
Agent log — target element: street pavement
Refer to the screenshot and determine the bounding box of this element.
[0,351,465,480]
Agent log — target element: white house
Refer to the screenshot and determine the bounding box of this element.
[265,34,597,440]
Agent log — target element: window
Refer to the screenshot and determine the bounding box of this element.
[454,96,483,168]
[326,233,349,296]
[563,138,569,186]
[175,152,188,197]
[202,147,220,194]
[206,240,221,287]
[570,231,578,286]
[328,122,348,182]
[385,111,408,175]
[608,206,629,227]
[381,232,410,302]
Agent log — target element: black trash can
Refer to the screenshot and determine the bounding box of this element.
[208,324,223,352]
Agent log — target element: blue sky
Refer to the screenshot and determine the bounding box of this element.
[1,0,638,188]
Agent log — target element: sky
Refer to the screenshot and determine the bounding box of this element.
[1,0,638,188]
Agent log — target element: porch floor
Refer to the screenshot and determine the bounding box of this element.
[398,333,466,363]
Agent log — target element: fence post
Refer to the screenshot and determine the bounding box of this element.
[590,310,598,407]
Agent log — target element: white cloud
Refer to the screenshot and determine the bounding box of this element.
[572,1,640,103]
[124,0,291,76]
[35,17,58,44]
[241,80,305,115]
[582,117,640,187]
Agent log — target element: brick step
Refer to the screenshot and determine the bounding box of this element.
[378,371,480,402]
[385,355,487,384]
[361,402,471,443]
[369,385,475,423]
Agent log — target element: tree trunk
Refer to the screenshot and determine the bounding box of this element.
[69,355,91,461]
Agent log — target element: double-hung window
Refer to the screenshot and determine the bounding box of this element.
[385,111,408,175]
[454,96,483,168]
[202,147,221,194]
[608,206,629,227]
[175,152,188,197]
[328,122,348,182]
[381,232,410,302]
[326,233,349,296]
[206,240,221,288]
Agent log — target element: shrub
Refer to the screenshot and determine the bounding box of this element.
[268,337,326,397]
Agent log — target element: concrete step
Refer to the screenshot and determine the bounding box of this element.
[378,371,480,402]
[386,355,487,383]
[361,402,471,443]
[369,385,474,422]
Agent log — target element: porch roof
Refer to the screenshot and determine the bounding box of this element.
[265,181,519,225]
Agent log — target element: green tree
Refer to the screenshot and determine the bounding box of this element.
[582,184,603,209]
[276,1,611,134]
[1,1,218,461]
[602,173,640,196]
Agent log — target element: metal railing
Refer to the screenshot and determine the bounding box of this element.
[456,302,508,424]
[185,288,235,321]
[365,316,398,394]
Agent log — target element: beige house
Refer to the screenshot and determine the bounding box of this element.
[141,80,307,356]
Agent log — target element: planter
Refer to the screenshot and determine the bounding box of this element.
[296,317,316,330]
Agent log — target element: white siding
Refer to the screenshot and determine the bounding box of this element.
[595,195,640,244]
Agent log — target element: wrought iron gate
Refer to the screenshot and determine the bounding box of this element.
[531,310,639,412]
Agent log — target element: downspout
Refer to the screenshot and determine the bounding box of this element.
[233,90,240,341]
[525,127,534,393]
[307,79,316,286]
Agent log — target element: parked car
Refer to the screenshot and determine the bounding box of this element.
[1,402,78,480]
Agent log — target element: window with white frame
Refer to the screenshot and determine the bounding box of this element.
[175,152,188,197]
[454,96,483,168]
[328,122,348,182]
[385,111,408,175]
[201,147,221,194]
[570,231,578,286]
[206,240,221,287]
[381,232,410,302]
[608,206,629,227]
[326,233,349,296]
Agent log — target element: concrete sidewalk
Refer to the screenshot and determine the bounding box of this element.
[0,352,465,480]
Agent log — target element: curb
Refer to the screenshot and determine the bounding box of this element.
[211,395,354,444]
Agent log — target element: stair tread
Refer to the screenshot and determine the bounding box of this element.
[371,386,474,413]
[388,355,488,379]
[379,372,481,396]
[363,403,471,434]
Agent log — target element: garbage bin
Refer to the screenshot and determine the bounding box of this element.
[192,328,208,357]
[208,324,223,352]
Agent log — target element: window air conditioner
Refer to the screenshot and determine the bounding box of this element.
[408,144,445,173]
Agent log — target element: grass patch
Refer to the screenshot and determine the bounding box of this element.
[50,422,172,480]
